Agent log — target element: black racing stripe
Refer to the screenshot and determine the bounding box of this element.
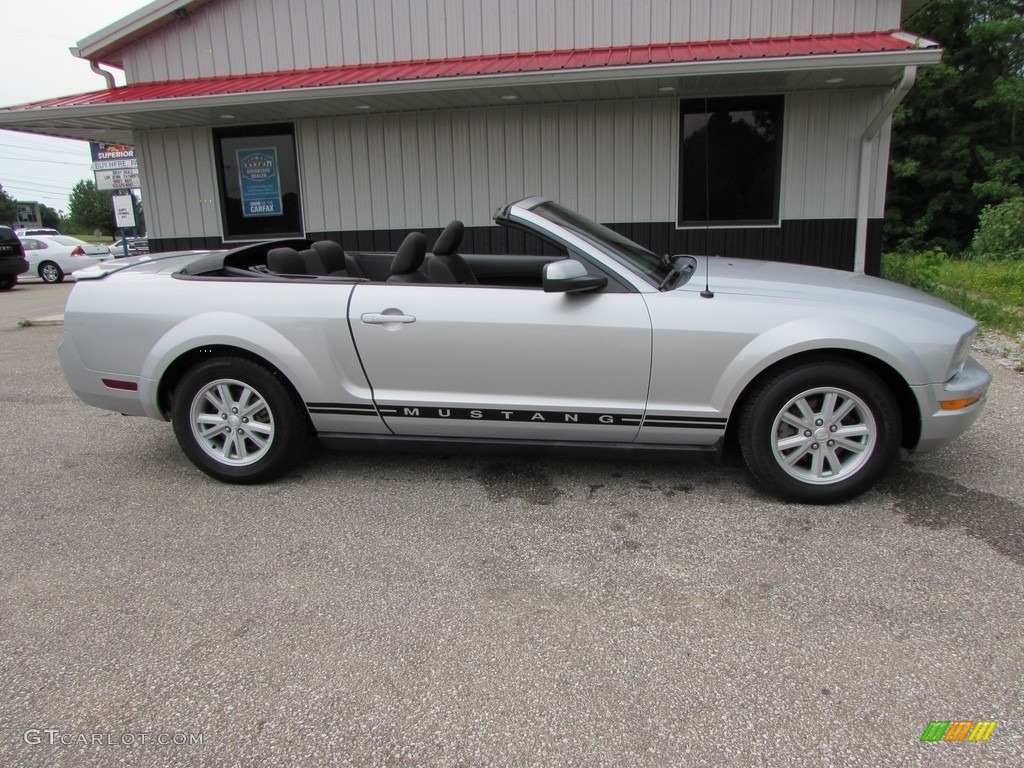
[383,406,642,426]
[643,415,727,427]
[305,402,726,429]
[306,402,379,416]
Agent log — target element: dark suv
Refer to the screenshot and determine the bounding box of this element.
[0,226,29,290]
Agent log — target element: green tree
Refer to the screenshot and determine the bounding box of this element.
[886,0,1024,252]
[66,179,117,235]
[0,183,18,227]
[39,204,62,230]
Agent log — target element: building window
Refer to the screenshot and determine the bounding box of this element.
[213,123,303,240]
[678,96,784,227]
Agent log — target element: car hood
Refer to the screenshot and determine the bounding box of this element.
[687,256,969,316]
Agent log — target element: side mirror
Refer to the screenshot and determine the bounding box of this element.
[542,260,608,293]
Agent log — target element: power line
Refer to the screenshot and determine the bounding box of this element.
[0,140,90,157]
[0,154,90,166]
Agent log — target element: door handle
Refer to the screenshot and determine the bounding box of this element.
[361,312,416,325]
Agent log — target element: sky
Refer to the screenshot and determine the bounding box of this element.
[0,0,155,214]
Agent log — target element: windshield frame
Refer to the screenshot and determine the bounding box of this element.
[526,201,675,287]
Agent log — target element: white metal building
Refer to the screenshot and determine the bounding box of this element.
[0,0,938,273]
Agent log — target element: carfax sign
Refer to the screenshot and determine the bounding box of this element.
[237,148,283,217]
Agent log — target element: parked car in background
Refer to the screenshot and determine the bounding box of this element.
[20,235,112,283]
[0,226,30,290]
[15,228,61,237]
[109,237,150,257]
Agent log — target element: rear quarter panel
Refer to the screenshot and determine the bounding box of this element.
[63,273,372,419]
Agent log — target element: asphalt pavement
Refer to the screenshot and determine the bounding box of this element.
[0,282,1021,767]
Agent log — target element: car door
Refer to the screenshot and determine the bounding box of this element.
[348,278,652,442]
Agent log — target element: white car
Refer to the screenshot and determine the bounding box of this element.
[20,235,113,283]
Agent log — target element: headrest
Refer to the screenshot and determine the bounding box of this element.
[267,247,305,274]
[391,232,429,275]
[311,239,345,260]
[432,220,464,256]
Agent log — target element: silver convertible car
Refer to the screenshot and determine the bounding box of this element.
[59,197,990,504]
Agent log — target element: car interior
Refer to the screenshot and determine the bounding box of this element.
[178,219,581,290]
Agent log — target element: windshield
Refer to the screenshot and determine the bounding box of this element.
[530,201,673,285]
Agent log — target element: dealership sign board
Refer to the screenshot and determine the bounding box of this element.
[91,142,137,171]
[92,142,140,189]
[95,168,142,191]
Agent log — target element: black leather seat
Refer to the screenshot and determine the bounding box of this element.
[266,247,306,274]
[387,232,431,283]
[427,220,477,284]
[309,240,366,278]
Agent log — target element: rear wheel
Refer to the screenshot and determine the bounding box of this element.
[737,360,901,504]
[39,261,64,284]
[171,357,312,483]
[0,275,15,290]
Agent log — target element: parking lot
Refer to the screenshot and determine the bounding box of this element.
[1,281,1021,767]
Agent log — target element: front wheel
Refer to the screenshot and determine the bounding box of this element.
[737,360,902,504]
[171,357,312,483]
[39,261,64,284]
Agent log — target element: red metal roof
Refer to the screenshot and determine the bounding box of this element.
[13,31,920,110]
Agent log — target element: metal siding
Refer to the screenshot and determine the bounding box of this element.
[781,89,889,220]
[689,0,711,42]
[415,114,441,225]
[304,0,327,68]
[136,128,220,240]
[339,0,362,64]
[651,99,676,222]
[709,0,731,40]
[593,105,617,222]
[812,0,836,35]
[482,0,502,52]
[116,0,909,83]
[791,0,814,36]
[373,1,396,63]
[730,1,752,40]
[499,0,520,52]
[536,0,556,52]
[518,0,539,53]
[592,0,612,47]
[631,102,652,220]
[433,112,457,219]
[576,103,597,217]
[348,118,374,228]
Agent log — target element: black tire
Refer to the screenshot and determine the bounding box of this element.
[0,275,15,290]
[39,261,64,284]
[171,357,312,483]
[737,359,901,504]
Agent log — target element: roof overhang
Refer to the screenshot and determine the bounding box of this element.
[71,0,219,68]
[2,33,941,145]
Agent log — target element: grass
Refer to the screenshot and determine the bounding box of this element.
[881,251,1024,336]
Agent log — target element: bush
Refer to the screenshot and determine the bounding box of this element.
[880,249,948,292]
[971,197,1024,260]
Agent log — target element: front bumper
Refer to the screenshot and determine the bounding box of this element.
[911,355,991,453]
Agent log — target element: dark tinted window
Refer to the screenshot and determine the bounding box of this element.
[678,96,783,226]
[213,124,303,241]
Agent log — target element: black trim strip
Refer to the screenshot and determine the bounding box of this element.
[305,402,728,430]
[643,415,727,429]
[306,402,379,416]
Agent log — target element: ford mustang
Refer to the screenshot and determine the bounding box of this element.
[58,197,990,503]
